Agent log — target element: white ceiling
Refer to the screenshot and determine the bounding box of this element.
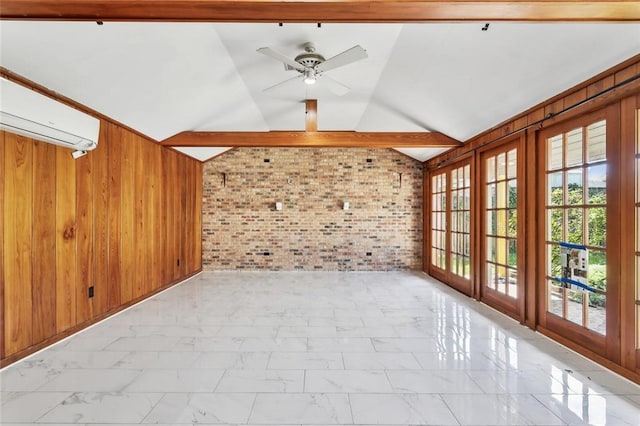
[1,21,639,162]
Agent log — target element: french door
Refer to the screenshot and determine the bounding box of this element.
[479,139,525,320]
[538,105,620,358]
[429,159,473,296]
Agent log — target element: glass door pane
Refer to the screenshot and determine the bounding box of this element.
[544,119,608,336]
[450,164,471,279]
[481,142,520,316]
[431,173,447,270]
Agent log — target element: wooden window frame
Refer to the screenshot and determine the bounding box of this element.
[427,155,475,297]
[536,104,621,360]
[478,136,526,321]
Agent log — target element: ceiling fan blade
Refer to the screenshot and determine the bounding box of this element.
[263,75,304,93]
[321,75,351,96]
[257,47,306,72]
[315,45,368,73]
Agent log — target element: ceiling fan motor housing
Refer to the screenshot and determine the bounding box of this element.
[285,52,326,72]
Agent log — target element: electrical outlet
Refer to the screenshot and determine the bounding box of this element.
[88,286,94,298]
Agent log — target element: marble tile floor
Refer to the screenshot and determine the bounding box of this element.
[1,271,639,425]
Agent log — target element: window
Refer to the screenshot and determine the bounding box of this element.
[431,172,447,270]
[429,160,473,295]
[450,164,471,279]
[545,120,607,335]
[484,147,518,299]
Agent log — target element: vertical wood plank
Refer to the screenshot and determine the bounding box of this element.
[160,149,170,285]
[107,123,122,310]
[56,146,77,333]
[165,150,178,281]
[194,161,203,271]
[179,155,188,276]
[4,133,33,355]
[184,159,194,273]
[143,141,154,293]
[76,147,94,324]
[32,141,57,344]
[134,136,145,299]
[120,131,135,303]
[151,145,162,289]
[0,131,4,359]
[93,121,110,316]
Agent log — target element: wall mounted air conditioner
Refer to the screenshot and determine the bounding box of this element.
[0,77,99,152]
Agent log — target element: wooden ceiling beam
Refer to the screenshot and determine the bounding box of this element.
[1,1,638,22]
[161,131,462,148]
[305,100,318,133]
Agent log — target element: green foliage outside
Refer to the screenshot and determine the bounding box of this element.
[549,183,607,307]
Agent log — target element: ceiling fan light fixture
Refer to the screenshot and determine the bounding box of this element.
[303,69,317,85]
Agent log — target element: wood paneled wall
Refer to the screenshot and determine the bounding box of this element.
[1,122,202,366]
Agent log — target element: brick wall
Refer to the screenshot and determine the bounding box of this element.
[202,148,423,271]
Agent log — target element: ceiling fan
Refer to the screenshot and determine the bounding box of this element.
[257,42,367,96]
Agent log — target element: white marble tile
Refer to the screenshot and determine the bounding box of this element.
[113,351,202,369]
[37,369,142,392]
[557,370,640,395]
[372,337,437,352]
[192,352,270,369]
[413,351,500,370]
[51,336,120,352]
[278,326,338,338]
[130,324,221,337]
[24,350,129,370]
[624,393,640,404]
[386,370,484,394]
[0,364,61,391]
[38,392,163,424]
[3,271,636,426]
[142,393,255,424]
[216,326,278,338]
[268,352,344,370]
[249,393,352,424]
[336,326,398,338]
[253,316,309,327]
[350,393,458,425]
[343,353,421,370]
[467,369,574,394]
[308,317,364,327]
[216,369,304,392]
[173,337,244,352]
[308,338,375,352]
[443,394,566,425]
[0,391,72,422]
[392,325,438,338]
[125,368,224,392]
[240,338,308,352]
[104,336,181,352]
[533,393,640,425]
[305,370,393,393]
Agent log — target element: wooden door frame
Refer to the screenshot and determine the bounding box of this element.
[535,104,620,359]
[620,93,640,373]
[426,155,475,297]
[477,136,526,322]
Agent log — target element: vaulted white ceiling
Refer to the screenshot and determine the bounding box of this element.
[1,21,639,162]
